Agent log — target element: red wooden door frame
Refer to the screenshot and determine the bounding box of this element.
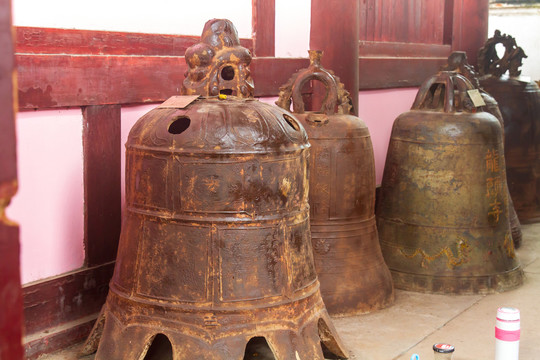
[0,0,24,357]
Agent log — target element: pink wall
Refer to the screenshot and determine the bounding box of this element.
[7,109,85,284]
[358,88,419,184]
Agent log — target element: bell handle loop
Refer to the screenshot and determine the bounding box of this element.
[291,70,340,115]
[276,50,353,116]
[412,71,475,113]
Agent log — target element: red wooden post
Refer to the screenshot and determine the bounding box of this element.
[451,0,489,67]
[252,0,275,57]
[83,105,122,266]
[0,0,24,358]
[310,0,359,115]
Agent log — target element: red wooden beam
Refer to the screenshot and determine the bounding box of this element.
[17,54,187,109]
[358,41,452,89]
[22,263,114,341]
[83,105,121,266]
[451,0,489,66]
[251,57,310,96]
[359,56,449,89]
[16,54,310,109]
[16,26,253,56]
[0,0,24,357]
[252,0,275,57]
[311,0,360,115]
[359,41,451,58]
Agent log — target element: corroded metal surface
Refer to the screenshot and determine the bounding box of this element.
[277,50,394,315]
[90,96,347,359]
[478,31,540,223]
[182,19,254,98]
[376,71,523,294]
[443,51,522,248]
[86,19,347,360]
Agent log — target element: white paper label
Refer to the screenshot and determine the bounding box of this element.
[467,89,486,107]
[158,95,200,109]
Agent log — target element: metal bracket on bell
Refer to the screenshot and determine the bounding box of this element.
[276,50,352,117]
[412,71,478,113]
[182,19,254,98]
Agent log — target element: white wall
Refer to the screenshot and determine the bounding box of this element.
[275,0,311,57]
[489,7,540,80]
[12,0,253,37]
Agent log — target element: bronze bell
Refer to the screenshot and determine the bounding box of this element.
[83,19,347,360]
[276,50,394,315]
[442,51,522,248]
[376,71,524,294]
[478,30,540,223]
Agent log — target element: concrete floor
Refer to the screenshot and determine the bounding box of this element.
[40,223,540,360]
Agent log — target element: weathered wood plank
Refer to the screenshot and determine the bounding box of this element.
[16,54,310,108]
[359,41,451,58]
[17,54,187,109]
[311,0,359,114]
[451,0,489,66]
[251,57,310,97]
[16,26,253,56]
[252,0,275,57]
[83,105,121,266]
[359,56,449,89]
[24,315,97,360]
[23,262,114,336]
[359,0,446,45]
[0,225,24,359]
[0,0,24,356]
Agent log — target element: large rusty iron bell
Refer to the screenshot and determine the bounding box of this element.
[83,19,347,359]
[478,30,540,223]
[377,70,524,294]
[276,50,394,315]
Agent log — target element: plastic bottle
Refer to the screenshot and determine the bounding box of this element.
[495,307,520,360]
[433,343,454,359]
